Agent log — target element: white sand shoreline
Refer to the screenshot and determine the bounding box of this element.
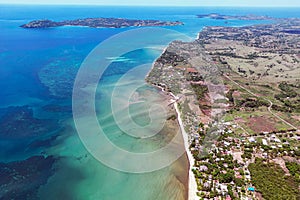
[174,103,198,200]
[146,46,198,199]
[147,83,198,200]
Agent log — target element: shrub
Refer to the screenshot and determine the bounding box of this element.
[249,158,299,200]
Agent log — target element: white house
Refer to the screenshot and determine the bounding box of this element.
[262,139,268,146]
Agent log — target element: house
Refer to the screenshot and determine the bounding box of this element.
[217,183,228,195]
[270,134,281,143]
[224,141,231,146]
[248,137,256,143]
[224,122,231,126]
[245,171,251,180]
[203,182,210,189]
[186,67,198,74]
[199,165,209,172]
[274,138,281,143]
[262,152,268,158]
[262,139,268,146]
[234,138,240,143]
[236,175,243,179]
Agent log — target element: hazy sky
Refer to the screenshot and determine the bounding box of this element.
[1,0,300,7]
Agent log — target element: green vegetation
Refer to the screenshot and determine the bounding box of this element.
[274,82,300,112]
[272,104,292,112]
[195,153,241,184]
[286,162,300,183]
[219,170,234,183]
[241,151,252,159]
[235,97,269,108]
[214,98,228,104]
[249,158,299,200]
[157,50,187,66]
[278,82,298,98]
[226,89,235,103]
[190,83,208,101]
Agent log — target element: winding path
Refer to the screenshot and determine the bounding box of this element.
[224,75,298,130]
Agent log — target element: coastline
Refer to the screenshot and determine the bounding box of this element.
[146,43,198,200]
[145,13,300,200]
[149,81,197,200]
[174,103,198,200]
[4,4,300,200]
[145,14,300,200]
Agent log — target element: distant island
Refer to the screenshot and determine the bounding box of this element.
[197,13,273,20]
[20,18,184,28]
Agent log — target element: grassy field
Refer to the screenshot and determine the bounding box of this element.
[223,108,291,135]
[222,71,300,134]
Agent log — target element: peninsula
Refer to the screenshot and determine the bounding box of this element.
[197,13,273,20]
[147,17,300,200]
[20,18,183,28]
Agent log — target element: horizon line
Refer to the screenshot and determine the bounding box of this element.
[1,3,300,8]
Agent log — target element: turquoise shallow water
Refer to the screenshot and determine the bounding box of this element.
[1,5,300,199]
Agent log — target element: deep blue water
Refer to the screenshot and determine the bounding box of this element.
[0,5,300,199]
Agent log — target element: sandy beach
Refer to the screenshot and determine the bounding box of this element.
[146,41,198,200]
[148,82,197,200]
[174,103,198,200]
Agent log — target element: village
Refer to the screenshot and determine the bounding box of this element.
[146,17,300,200]
[190,118,299,200]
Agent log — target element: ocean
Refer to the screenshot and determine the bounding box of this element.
[0,5,299,199]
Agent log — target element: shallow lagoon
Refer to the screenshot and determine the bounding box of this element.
[1,5,300,199]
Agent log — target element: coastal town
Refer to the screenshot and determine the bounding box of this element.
[147,16,300,200]
[2,2,300,199]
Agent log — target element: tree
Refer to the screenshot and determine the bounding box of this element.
[219,170,234,183]
[235,177,244,187]
[228,185,234,198]
[285,162,300,176]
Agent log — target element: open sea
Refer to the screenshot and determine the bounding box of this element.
[0,5,299,200]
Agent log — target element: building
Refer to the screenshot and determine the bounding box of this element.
[226,196,232,200]
[199,165,209,172]
[248,137,256,143]
[248,187,255,192]
[262,139,268,146]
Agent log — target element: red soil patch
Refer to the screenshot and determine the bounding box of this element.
[232,91,241,98]
[292,115,300,122]
[199,94,212,116]
[247,116,276,133]
[234,117,246,123]
[255,192,263,200]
